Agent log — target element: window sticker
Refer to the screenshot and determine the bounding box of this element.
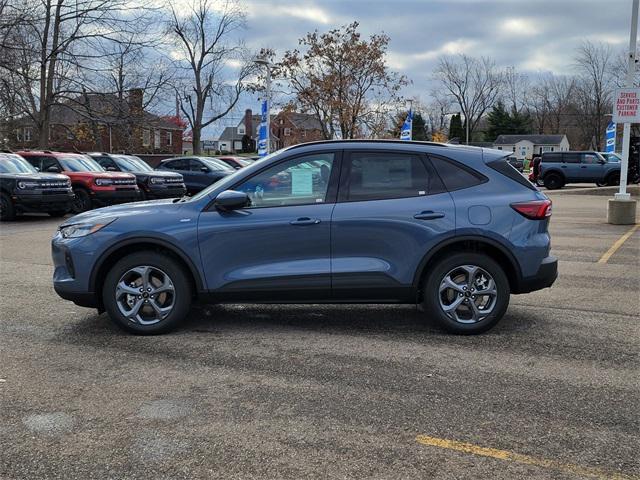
[291,168,314,195]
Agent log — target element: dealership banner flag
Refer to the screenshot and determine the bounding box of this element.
[258,100,268,157]
[605,121,616,153]
[400,108,413,141]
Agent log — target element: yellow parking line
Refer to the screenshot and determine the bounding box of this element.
[416,435,638,480]
[598,224,640,264]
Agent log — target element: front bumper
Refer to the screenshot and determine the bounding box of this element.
[52,233,99,308]
[13,191,75,212]
[144,184,187,199]
[515,255,558,293]
[92,189,140,206]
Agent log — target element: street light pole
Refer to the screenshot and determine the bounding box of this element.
[615,0,639,200]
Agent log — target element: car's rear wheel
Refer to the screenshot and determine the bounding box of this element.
[72,188,91,213]
[102,252,192,334]
[422,252,510,334]
[0,193,16,221]
[543,173,564,190]
[606,172,620,186]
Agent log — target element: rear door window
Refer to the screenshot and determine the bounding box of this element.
[428,155,486,191]
[342,152,429,201]
[562,153,580,163]
[542,153,562,163]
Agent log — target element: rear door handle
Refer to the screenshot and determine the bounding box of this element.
[580,166,587,168]
[561,165,567,168]
[290,217,321,226]
[414,211,445,220]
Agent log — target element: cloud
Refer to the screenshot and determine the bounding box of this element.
[246,2,332,24]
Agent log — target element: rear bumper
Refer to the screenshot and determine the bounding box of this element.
[514,255,558,294]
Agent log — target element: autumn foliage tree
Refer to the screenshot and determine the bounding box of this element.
[277,22,407,140]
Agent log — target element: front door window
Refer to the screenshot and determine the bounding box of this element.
[236,153,335,208]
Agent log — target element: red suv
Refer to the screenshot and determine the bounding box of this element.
[19,151,140,213]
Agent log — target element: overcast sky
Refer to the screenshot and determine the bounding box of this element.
[209,0,632,136]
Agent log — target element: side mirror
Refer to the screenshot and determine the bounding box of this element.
[598,159,606,164]
[215,190,249,211]
[106,166,118,171]
[201,166,210,173]
[47,165,60,173]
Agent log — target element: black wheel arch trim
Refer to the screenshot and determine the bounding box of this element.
[412,234,524,291]
[89,236,205,294]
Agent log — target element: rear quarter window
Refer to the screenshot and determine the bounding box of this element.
[542,153,562,163]
[487,157,537,191]
[428,155,487,191]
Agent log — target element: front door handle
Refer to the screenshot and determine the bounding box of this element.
[290,217,321,226]
[580,166,587,168]
[414,211,445,220]
[561,165,567,168]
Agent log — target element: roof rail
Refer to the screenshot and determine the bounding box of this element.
[284,138,451,151]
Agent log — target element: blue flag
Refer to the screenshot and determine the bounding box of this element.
[400,108,413,141]
[258,99,268,157]
[605,122,616,153]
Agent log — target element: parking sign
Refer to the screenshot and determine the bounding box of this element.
[613,88,640,123]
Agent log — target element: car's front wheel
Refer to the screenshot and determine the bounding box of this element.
[422,252,510,334]
[102,251,192,334]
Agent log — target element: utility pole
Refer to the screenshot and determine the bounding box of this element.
[608,0,639,224]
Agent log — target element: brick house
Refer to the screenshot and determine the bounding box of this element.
[7,89,184,154]
[216,109,324,154]
[272,111,324,149]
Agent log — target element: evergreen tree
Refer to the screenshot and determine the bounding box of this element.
[412,112,427,141]
[449,114,464,142]
[486,102,511,141]
[486,101,533,141]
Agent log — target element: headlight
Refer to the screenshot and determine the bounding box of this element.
[17,181,40,189]
[59,220,114,239]
[94,178,113,186]
[149,177,166,184]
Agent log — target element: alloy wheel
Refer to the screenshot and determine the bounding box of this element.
[438,265,498,324]
[115,265,176,325]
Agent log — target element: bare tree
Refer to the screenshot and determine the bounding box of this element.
[168,0,256,155]
[0,0,153,147]
[574,41,615,150]
[433,54,503,143]
[503,66,530,114]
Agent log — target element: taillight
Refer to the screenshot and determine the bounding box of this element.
[511,199,552,220]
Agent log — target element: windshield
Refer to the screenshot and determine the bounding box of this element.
[0,154,38,174]
[602,152,621,162]
[201,157,235,172]
[114,155,153,172]
[187,150,280,202]
[58,155,105,172]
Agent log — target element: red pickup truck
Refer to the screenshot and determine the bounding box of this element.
[19,151,140,213]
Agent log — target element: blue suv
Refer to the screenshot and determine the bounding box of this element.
[52,141,557,335]
[539,151,620,189]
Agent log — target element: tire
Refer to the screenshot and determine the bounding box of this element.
[422,252,510,335]
[606,172,620,187]
[0,192,16,221]
[71,188,91,213]
[48,210,68,217]
[543,173,564,190]
[102,251,192,335]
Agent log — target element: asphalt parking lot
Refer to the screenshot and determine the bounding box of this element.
[1,188,638,480]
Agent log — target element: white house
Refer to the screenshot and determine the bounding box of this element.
[493,134,570,160]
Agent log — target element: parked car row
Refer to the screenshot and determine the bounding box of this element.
[1,151,254,221]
